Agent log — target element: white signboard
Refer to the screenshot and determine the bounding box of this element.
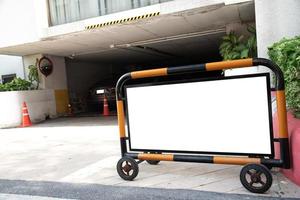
[125,74,272,155]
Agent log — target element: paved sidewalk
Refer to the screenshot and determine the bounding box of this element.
[0,117,299,199]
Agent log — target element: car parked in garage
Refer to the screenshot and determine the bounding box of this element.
[87,82,117,113]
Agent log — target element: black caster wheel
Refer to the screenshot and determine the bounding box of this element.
[146,160,160,165]
[240,164,273,193]
[144,152,161,165]
[117,157,139,181]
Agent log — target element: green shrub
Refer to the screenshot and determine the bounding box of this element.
[268,36,300,118]
[0,84,5,91]
[0,78,32,92]
[219,26,257,60]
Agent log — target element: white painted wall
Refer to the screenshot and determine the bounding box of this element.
[255,0,300,82]
[43,55,68,90]
[0,90,56,128]
[23,54,68,90]
[255,0,300,59]
[226,0,300,77]
[0,55,24,83]
[0,0,48,48]
[22,54,42,83]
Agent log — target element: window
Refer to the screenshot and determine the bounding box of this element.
[2,74,16,84]
[48,0,173,26]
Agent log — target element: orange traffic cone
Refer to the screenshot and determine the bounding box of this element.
[103,96,110,116]
[21,102,32,127]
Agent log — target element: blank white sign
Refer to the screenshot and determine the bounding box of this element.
[126,75,272,155]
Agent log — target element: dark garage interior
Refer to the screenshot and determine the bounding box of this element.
[65,31,225,115]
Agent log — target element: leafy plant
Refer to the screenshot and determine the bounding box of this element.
[0,84,5,91]
[246,26,257,58]
[28,63,39,89]
[0,58,39,92]
[219,26,257,60]
[268,36,300,118]
[0,78,32,92]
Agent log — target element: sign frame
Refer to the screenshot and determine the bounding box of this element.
[124,73,274,157]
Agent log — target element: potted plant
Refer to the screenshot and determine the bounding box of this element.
[219,26,257,60]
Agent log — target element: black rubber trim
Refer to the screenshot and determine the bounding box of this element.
[253,58,285,90]
[167,64,206,74]
[261,158,283,167]
[116,73,131,100]
[124,152,138,159]
[116,58,285,99]
[125,153,214,163]
[120,137,127,157]
[125,73,274,158]
[279,138,290,169]
[260,138,290,169]
[115,58,287,163]
[174,155,213,163]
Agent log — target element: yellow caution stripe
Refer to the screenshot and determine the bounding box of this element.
[85,12,160,30]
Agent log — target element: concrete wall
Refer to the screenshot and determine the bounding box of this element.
[254,0,300,87]
[22,54,42,84]
[41,55,69,115]
[22,54,68,90]
[42,55,68,90]
[0,90,56,128]
[0,55,24,82]
[23,54,69,115]
[226,0,300,76]
[255,0,300,58]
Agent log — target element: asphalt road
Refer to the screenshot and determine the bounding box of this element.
[0,179,298,200]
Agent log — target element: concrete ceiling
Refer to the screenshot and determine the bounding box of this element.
[0,1,255,64]
[74,30,225,65]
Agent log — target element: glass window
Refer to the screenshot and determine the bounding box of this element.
[2,74,16,84]
[48,0,173,26]
[64,0,80,23]
[78,0,100,19]
[105,0,132,14]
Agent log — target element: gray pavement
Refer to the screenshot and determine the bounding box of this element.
[0,179,297,200]
[0,116,299,199]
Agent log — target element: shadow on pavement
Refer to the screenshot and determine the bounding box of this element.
[33,116,118,128]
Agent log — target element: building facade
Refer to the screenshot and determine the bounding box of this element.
[0,0,299,115]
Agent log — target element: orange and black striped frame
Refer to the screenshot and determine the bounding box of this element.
[115,58,290,169]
